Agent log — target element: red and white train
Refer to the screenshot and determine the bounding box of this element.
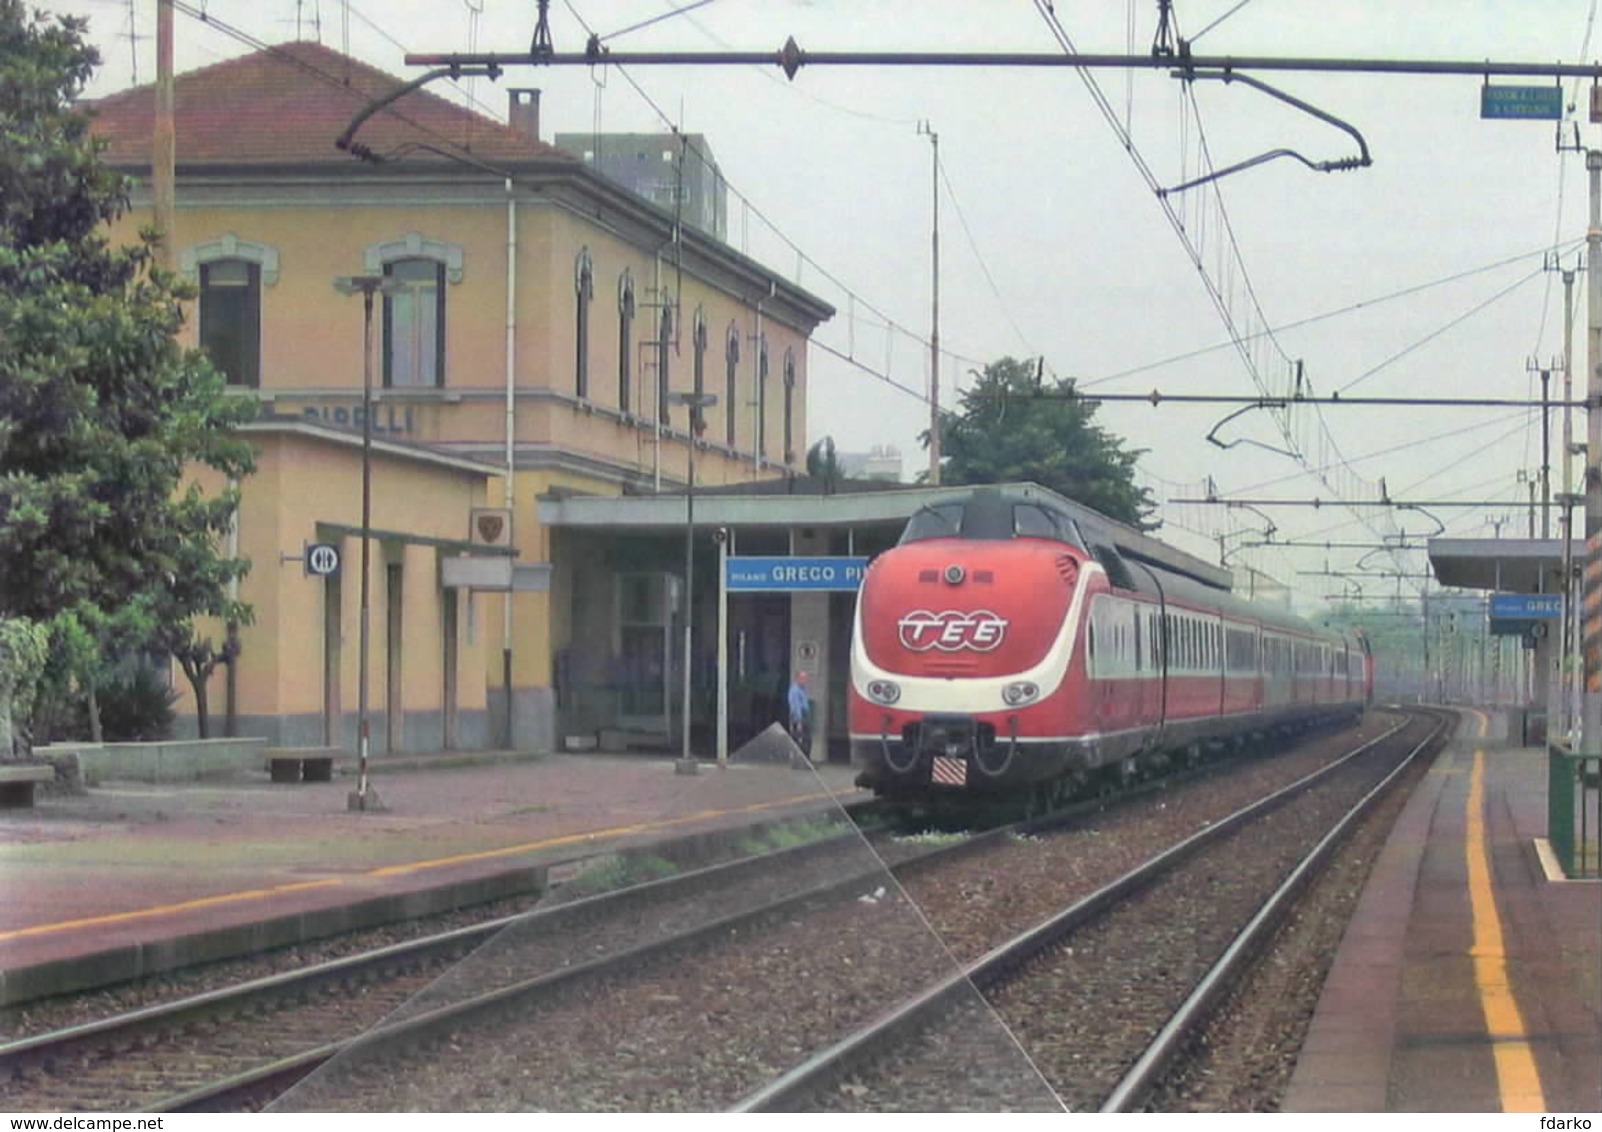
[849,486,1372,804]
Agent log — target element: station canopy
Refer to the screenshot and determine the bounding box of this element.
[1427,537,1567,594]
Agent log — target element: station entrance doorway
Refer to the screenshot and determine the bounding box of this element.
[724,592,790,752]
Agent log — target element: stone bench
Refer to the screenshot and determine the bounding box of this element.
[0,764,55,808]
[266,748,339,783]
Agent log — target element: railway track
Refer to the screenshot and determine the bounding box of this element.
[1,712,1423,1112]
[0,815,921,1111]
[733,707,1446,1112]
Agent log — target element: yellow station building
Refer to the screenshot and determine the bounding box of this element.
[89,42,833,753]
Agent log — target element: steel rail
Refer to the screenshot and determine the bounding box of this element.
[158,741,1322,1111]
[1,811,893,1107]
[1100,707,1450,1111]
[729,714,1412,1112]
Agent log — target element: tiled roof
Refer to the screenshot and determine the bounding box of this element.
[85,40,572,168]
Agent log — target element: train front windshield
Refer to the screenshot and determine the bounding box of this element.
[898,494,1087,549]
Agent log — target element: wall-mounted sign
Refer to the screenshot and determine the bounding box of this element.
[300,404,416,435]
[305,542,341,577]
[471,507,513,547]
[1489,592,1561,620]
[725,556,869,592]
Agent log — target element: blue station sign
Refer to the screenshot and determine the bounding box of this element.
[725,556,869,592]
[1480,85,1563,120]
[1490,592,1562,620]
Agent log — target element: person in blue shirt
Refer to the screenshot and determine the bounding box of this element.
[786,670,813,759]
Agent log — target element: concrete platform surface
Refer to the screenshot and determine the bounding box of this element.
[0,751,868,1006]
[1285,708,1601,1114]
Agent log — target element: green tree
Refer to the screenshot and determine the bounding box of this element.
[929,357,1157,528]
[0,2,256,750]
[805,435,845,492]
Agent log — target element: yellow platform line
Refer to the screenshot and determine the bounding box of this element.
[0,787,846,944]
[1466,744,1548,1112]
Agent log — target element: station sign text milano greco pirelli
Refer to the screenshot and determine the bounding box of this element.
[724,556,869,592]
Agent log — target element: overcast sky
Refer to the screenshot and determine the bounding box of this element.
[40,0,1602,612]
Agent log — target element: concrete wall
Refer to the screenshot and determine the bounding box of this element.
[43,738,268,784]
[172,432,496,754]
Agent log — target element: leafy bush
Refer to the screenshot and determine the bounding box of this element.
[88,664,178,742]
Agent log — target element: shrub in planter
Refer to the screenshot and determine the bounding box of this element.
[89,666,178,742]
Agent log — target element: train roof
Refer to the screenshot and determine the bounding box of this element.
[924,484,1232,590]
[925,486,1344,642]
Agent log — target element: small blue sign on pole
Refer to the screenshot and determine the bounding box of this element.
[725,556,869,592]
[1490,592,1562,620]
[1480,85,1563,120]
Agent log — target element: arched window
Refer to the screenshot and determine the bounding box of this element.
[724,324,741,447]
[364,233,462,389]
[183,233,278,388]
[382,258,445,388]
[757,335,769,459]
[199,259,261,387]
[574,248,594,399]
[782,347,797,464]
[657,301,673,427]
[692,307,707,402]
[617,270,635,413]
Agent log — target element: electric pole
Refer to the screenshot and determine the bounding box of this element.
[918,120,940,486]
[153,0,175,272]
[1584,150,1602,751]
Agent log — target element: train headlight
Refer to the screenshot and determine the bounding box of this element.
[866,680,902,705]
[1002,681,1040,706]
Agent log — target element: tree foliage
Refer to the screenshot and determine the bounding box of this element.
[0,2,256,746]
[805,436,845,492]
[929,357,1157,529]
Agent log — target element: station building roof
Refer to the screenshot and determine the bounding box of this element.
[539,479,1231,590]
[1427,537,1568,594]
[540,479,982,532]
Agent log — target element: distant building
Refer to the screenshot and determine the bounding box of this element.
[554,131,727,241]
[838,444,903,483]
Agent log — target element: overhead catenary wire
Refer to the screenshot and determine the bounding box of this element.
[157,4,1586,603]
[1082,239,1585,388]
[1035,0,1399,576]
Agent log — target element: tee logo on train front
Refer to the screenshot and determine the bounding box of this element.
[897,609,1009,652]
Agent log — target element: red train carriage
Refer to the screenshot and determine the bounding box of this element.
[849,486,1370,803]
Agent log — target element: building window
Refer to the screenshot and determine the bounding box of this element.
[757,335,769,459]
[575,248,594,399]
[657,302,673,427]
[362,232,462,389]
[199,258,260,387]
[724,323,740,447]
[182,233,277,387]
[693,307,707,405]
[382,258,445,387]
[618,270,635,414]
[783,347,796,464]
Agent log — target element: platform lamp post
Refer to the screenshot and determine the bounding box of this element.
[333,273,400,812]
[670,391,717,776]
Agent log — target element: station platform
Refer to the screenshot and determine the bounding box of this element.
[0,749,869,1010]
[1284,707,1601,1114]
[3,716,1597,1114]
